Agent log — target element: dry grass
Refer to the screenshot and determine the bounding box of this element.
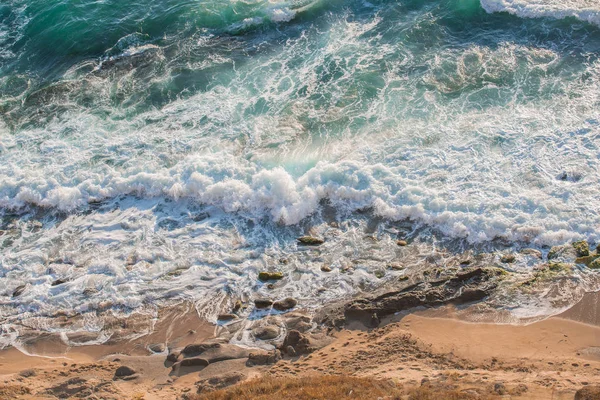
[192,375,403,400]
[191,376,498,400]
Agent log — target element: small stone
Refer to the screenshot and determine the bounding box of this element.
[285,345,297,356]
[252,326,279,340]
[399,276,409,282]
[573,240,590,257]
[374,270,385,278]
[51,278,69,286]
[396,240,407,246]
[114,366,136,378]
[12,284,26,298]
[232,300,243,313]
[18,369,36,378]
[297,236,324,246]
[370,313,380,328]
[166,352,180,363]
[387,263,404,271]
[494,382,507,395]
[217,314,239,322]
[500,254,516,264]
[254,299,273,309]
[258,272,284,281]
[321,265,332,272]
[273,298,297,311]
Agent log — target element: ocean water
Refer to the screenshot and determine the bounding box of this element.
[1,0,600,347]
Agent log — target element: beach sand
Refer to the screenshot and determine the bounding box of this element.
[1,293,599,399]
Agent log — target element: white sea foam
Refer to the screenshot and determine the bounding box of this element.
[2,2,600,346]
[480,0,600,26]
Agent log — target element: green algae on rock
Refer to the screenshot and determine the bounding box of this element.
[572,240,590,257]
[258,272,284,281]
[297,236,324,246]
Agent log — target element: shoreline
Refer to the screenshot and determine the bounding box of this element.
[2,288,600,399]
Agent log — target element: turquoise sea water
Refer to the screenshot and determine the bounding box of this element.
[1,0,600,346]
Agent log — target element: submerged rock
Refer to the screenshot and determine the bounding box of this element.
[273,297,297,311]
[217,314,239,322]
[339,268,501,326]
[258,272,284,281]
[572,240,590,257]
[12,284,26,298]
[396,240,408,246]
[520,248,542,259]
[297,236,324,245]
[254,299,274,309]
[253,326,279,340]
[321,265,332,272]
[500,254,516,264]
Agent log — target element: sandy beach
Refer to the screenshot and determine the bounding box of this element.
[1,292,599,399]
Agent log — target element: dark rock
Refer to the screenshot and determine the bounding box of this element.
[573,240,590,257]
[282,330,314,355]
[114,366,136,378]
[166,351,180,363]
[258,272,284,281]
[217,314,239,322]
[494,382,507,395]
[370,313,380,328]
[246,350,282,366]
[285,345,297,356]
[148,343,165,353]
[232,300,243,313]
[12,284,26,298]
[396,240,408,246]
[182,343,221,357]
[589,258,600,269]
[51,278,69,286]
[273,297,297,311]
[196,372,245,394]
[342,268,500,326]
[575,386,600,400]
[321,265,332,272]
[297,236,324,245]
[178,357,209,367]
[254,299,273,309]
[180,344,252,365]
[500,254,516,263]
[19,369,36,378]
[253,326,279,340]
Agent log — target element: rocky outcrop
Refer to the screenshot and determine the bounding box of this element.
[281,330,315,355]
[318,268,502,328]
[273,298,297,311]
[572,240,590,257]
[252,325,280,340]
[247,350,282,366]
[575,386,600,400]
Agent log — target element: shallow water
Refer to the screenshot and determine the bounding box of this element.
[1,0,600,347]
